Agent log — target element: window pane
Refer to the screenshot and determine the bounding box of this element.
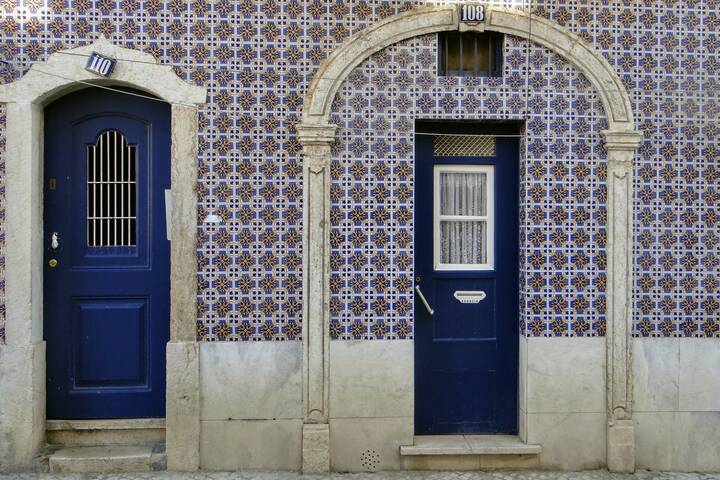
[462,34,475,71]
[440,172,487,216]
[438,32,503,77]
[87,130,137,247]
[476,36,490,71]
[446,34,460,72]
[440,221,487,264]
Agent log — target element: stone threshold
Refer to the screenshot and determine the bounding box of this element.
[48,445,166,473]
[47,419,166,431]
[400,435,542,456]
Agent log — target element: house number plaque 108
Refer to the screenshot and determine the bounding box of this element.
[460,4,485,22]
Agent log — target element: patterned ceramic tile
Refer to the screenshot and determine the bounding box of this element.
[0,0,717,342]
[328,34,608,339]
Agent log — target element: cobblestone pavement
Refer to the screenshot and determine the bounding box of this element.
[1,471,720,480]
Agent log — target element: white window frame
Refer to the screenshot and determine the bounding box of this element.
[433,164,495,271]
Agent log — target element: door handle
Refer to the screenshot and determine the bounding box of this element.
[51,232,60,250]
[165,189,172,241]
[415,285,434,316]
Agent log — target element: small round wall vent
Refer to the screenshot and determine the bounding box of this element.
[360,448,381,472]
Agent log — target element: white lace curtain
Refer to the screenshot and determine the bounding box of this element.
[439,172,487,265]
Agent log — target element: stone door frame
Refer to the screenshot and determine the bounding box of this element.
[0,39,206,471]
[297,5,643,473]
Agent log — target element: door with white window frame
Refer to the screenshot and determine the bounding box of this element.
[414,129,519,434]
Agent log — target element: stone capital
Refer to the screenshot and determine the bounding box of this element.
[602,129,643,161]
[297,122,337,172]
[296,122,338,146]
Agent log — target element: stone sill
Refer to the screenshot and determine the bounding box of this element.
[400,435,542,456]
[48,445,166,473]
[47,419,166,431]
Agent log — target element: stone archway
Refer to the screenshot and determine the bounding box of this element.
[297,5,642,473]
[0,38,205,471]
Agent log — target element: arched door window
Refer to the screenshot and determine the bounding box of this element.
[87,130,137,247]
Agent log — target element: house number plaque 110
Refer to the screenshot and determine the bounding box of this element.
[85,51,116,77]
[460,4,485,22]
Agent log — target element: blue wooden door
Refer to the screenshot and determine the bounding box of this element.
[414,131,519,434]
[44,89,170,419]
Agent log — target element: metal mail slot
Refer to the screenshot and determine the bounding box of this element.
[453,290,487,304]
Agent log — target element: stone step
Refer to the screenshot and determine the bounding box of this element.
[401,435,542,456]
[46,419,165,447]
[48,445,166,473]
[400,435,542,470]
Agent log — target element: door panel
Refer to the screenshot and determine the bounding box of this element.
[73,298,148,386]
[415,131,519,435]
[44,89,170,419]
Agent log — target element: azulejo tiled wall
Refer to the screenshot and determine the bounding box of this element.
[0,0,718,342]
[328,34,609,339]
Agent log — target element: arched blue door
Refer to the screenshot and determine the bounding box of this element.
[414,126,519,434]
[44,89,170,419]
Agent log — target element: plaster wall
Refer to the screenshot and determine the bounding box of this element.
[633,338,720,472]
[328,341,413,471]
[196,340,414,471]
[0,343,44,471]
[196,337,609,472]
[145,335,720,473]
[325,338,608,472]
[520,337,606,470]
[198,342,303,470]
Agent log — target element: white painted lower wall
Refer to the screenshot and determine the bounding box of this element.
[633,338,720,472]
[197,340,415,471]
[520,336,607,471]
[328,341,414,471]
[0,342,45,471]
[198,342,303,470]
[195,337,720,473]
[328,338,609,472]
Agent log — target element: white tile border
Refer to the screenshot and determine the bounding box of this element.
[0,38,206,471]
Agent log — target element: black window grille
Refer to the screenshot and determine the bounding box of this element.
[438,31,503,77]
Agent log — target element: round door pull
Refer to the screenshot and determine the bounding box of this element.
[48,259,58,268]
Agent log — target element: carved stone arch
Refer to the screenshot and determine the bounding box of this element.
[297,5,642,474]
[0,38,205,471]
[301,5,634,131]
[0,38,205,105]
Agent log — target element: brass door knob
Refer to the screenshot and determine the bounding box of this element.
[48,259,58,268]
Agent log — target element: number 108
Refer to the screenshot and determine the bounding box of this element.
[461,4,485,22]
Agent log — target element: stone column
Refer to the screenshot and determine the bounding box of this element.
[165,104,201,471]
[0,102,46,472]
[602,129,642,473]
[297,122,337,473]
